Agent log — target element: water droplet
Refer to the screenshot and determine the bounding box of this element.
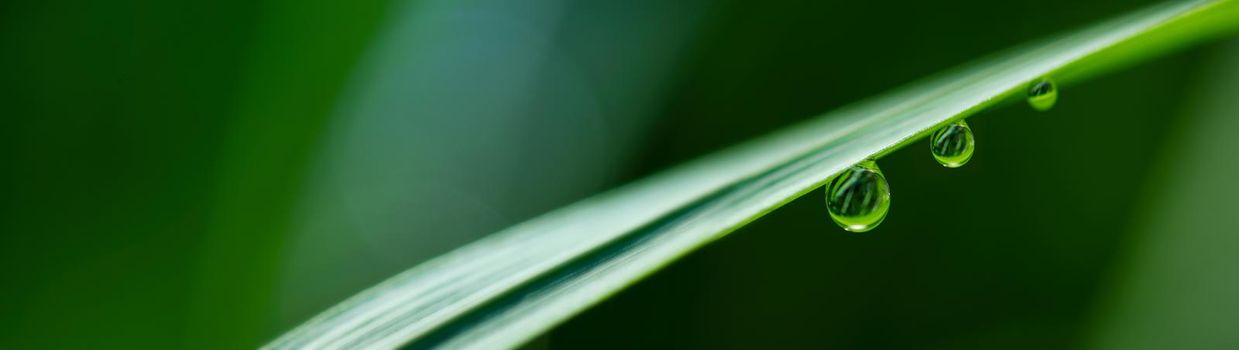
[825,160,891,232]
[1027,79,1057,111]
[930,120,974,168]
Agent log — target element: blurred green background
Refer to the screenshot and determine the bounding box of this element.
[3,0,1237,348]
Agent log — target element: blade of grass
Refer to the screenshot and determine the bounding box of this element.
[267,1,1239,348]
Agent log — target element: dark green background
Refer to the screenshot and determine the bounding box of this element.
[2,0,1236,348]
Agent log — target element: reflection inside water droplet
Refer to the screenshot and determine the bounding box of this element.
[1027,79,1057,111]
[825,160,890,233]
[930,120,974,168]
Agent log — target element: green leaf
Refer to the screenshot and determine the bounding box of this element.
[266,1,1239,348]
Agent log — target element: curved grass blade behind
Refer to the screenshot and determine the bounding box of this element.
[267,1,1239,348]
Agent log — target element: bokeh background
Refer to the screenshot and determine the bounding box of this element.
[3,0,1238,348]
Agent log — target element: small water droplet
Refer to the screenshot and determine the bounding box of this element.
[1027,79,1057,111]
[825,160,891,232]
[930,120,974,168]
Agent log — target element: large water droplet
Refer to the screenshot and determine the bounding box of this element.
[825,160,891,232]
[1027,79,1057,111]
[930,120,974,168]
